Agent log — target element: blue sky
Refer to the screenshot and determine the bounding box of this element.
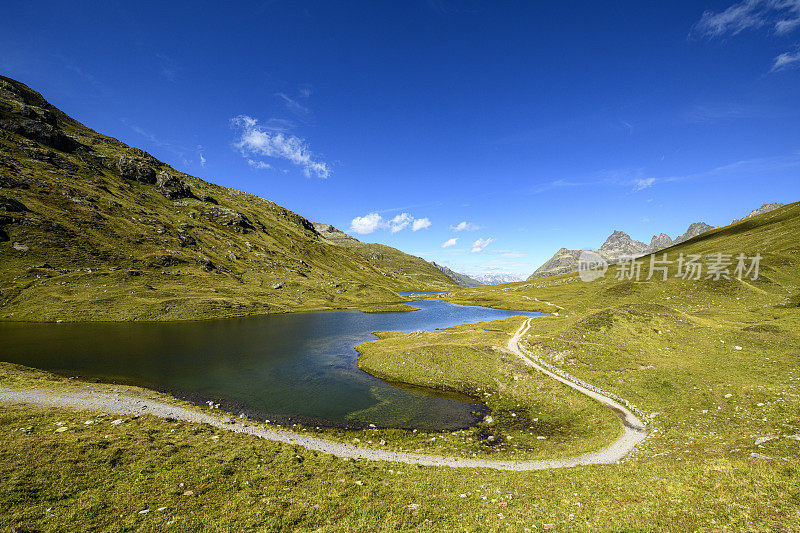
[2,1,799,277]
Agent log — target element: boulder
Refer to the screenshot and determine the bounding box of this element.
[204,207,254,233]
[117,156,157,184]
[156,171,194,200]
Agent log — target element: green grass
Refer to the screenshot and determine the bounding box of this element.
[3,75,800,530]
[1,203,799,530]
[356,317,622,460]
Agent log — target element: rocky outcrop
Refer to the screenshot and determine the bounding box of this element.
[204,207,255,233]
[0,195,27,212]
[117,156,157,184]
[0,78,82,153]
[732,202,785,224]
[156,171,194,200]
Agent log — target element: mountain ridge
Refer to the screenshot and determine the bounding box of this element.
[0,75,456,321]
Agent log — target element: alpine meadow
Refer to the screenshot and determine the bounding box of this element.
[2,2,800,532]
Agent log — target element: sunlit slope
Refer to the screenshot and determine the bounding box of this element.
[0,76,456,321]
[443,200,800,316]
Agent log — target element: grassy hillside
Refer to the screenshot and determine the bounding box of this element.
[3,198,800,533]
[0,76,456,321]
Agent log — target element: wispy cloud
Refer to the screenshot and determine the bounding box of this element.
[471,237,495,253]
[692,0,800,38]
[231,115,331,178]
[198,146,207,167]
[412,217,432,231]
[247,159,272,170]
[633,177,656,191]
[450,221,481,232]
[276,92,310,116]
[662,152,800,182]
[442,238,458,248]
[771,48,800,70]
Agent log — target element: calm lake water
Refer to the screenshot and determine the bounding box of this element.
[0,298,544,430]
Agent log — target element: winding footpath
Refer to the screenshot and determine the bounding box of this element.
[0,318,647,471]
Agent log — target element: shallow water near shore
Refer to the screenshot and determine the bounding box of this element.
[0,298,544,430]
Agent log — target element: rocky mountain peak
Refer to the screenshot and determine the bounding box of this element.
[675,222,715,244]
[600,230,648,254]
[648,233,673,251]
[732,202,785,224]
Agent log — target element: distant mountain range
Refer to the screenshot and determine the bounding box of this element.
[527,203,785,280]
[428,264,523,287]
[471,273,523,285]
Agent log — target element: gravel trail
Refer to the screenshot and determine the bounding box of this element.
[0,318,647,470]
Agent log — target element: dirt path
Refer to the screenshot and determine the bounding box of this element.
[0,319,646,470]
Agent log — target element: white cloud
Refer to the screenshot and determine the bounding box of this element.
[450,221,480,232]
[442,237,458,248]
[693,0,800,38]
[350,212,430,235]
[771,49,800,70]
[471,237,495,253]
[247,159,272,170]
[350,213,383,234]
[388,213,413,233]
[231,115,331,178]
[633,177,656,191]
[412,217,431,231]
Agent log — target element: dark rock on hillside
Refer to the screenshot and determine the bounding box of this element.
[148,255,187,267]
[156,171,194,200]
[0,113,82,153]
[0,174,29,189]
[117,156,157,185]
[0,227,8,242]
[0,195,27,212]
[204,207,255,233]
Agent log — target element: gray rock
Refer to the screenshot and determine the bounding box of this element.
[204,207,255,233]
[156,171,194,200]
[117,156,157,184]
[221,417,232,424]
